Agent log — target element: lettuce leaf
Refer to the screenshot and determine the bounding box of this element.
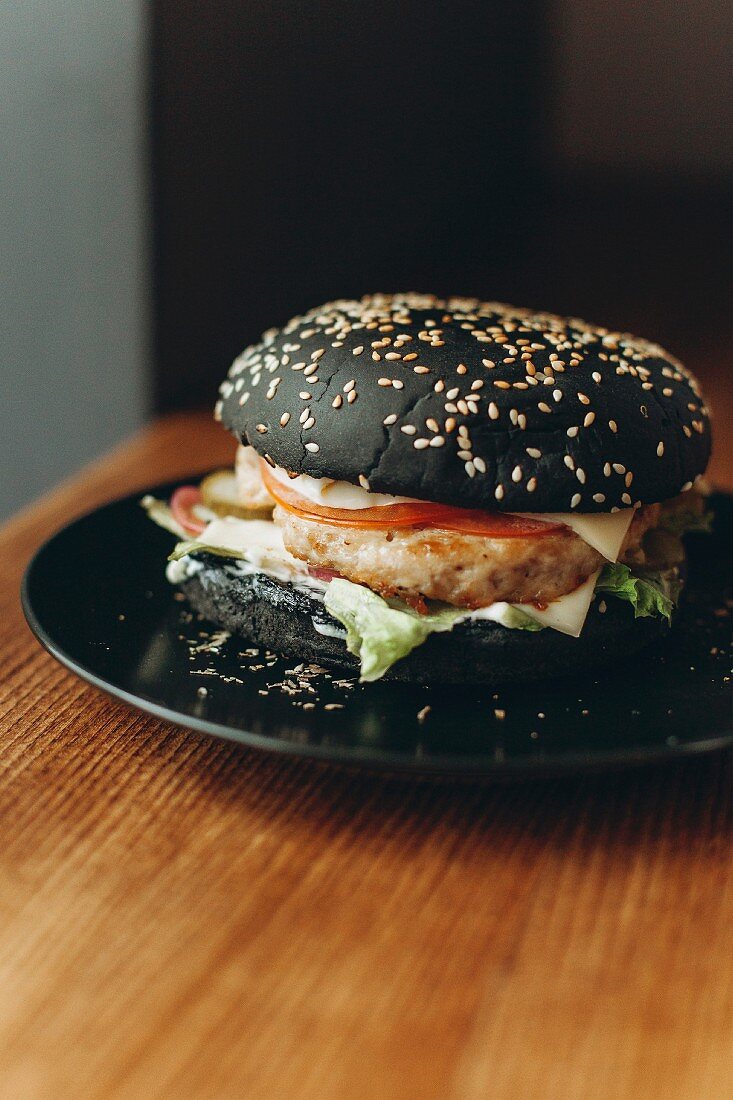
[168,540,246,563]
[595,563,679,624]
[324,579,464,682]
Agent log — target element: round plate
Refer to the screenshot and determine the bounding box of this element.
[22,485,733,776]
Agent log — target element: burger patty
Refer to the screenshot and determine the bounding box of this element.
[274,504,659,609]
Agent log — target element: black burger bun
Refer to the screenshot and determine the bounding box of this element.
[180,559,672,686]
[216,294,712,514]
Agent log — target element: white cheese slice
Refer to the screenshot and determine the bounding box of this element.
[188,516,313,585]
[515,509,635,562]
[469,570,602,638]
[514,569,602,637]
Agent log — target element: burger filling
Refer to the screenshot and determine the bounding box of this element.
[144,445,710,680]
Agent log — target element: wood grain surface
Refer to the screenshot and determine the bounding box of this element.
[1,401,732,1100]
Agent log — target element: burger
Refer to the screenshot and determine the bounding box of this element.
[144,294,712,683]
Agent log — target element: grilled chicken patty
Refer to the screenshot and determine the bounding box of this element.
[274,504,659,608]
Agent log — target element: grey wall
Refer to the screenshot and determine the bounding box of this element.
[0,0,149,521]
[552,0,733,173]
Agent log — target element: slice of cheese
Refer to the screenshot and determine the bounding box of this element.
[514,509,635,562]
[514,569,602,637]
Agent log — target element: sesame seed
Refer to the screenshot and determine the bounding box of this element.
[527,477,538,492]
[279,412,291,426]
[473,456,486,472]
[576,468,586,484]
[553,389,563,402]
[392,379,404,390]
[494,380,511,390]
[457,363,467,374]
[429,436,445,448]
[603,462,611,477]
[622,492,632,505]
[426,417,439,433]
[413,365,430,374]
[613,463,625,475]
[482,359,496,368]
[332,394,343,409]
[447,387,460,400]
[353,346,364,355]
[445,417,456,432]
[414,438,430,450]
[305,442,319,453]
[609,420,618,433]
[343,380,356,392]
[578,393,590,405]
[457,450,472,460]
[403,352,418,361]
[383,413,397,425]
[512,465,523,483]
[592,372,602,383]
[358,474,370,489]
[526,447,542,458]
[299,408,309,424]
[488,402,499,420]
[593,493,606,503]
[299,391,311,399]
[584,411,596,427]
[255,423,267,434]
[571,493,582,509]
[302,416,315,431]
[465,460,476,477]
[567,426,579,438]
[564,456,575,470]
[372,352,381,361]
[347,391,357,404]
[625,472,634,487]
[377,377,391,387]
[495,484,505,501]
[384,352,401,361]
[657,441,665,457]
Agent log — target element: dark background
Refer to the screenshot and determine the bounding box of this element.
[152,0,732,413]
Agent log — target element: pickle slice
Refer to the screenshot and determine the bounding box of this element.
[200,470,274,519]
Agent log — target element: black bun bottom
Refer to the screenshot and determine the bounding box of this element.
[178,558,672,685]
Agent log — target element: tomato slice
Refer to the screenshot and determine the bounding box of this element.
[260,462,564,537]
[170,486,207,535]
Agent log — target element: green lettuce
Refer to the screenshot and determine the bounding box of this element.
[324,579,465,682]
[168,540,245,563]
[595,563,679,625]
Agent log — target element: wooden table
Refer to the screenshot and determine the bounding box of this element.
[1,404,732,1099]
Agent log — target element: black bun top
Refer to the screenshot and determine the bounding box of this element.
[216,294,712,513]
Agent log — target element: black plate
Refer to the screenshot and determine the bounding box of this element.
[21,485,733,776]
